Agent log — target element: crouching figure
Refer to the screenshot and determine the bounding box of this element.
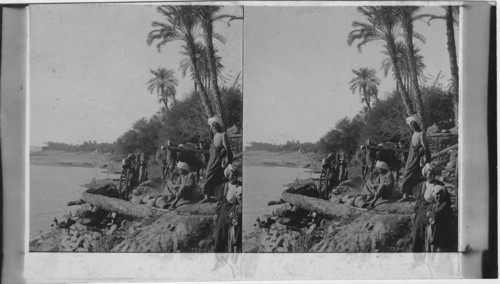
[360,161,395,209]
[157,161,196,210]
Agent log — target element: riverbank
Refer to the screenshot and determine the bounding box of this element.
[243,173,415,253]
[242,148,418,253]
[29,176,219,252]
[29,150,230,252]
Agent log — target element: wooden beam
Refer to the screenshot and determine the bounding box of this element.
[82,191,217,218]
[281,188,356,217]
[427,132,458,138]
[431,144,458,160]
[82,192,158,218]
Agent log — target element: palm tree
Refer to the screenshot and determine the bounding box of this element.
[394,6,428,129]
[348,6,416,117]
[147,68,178,111]
[427,6,459,126]
[179,42,224,92]
[349,68,380,111]
[195,5,242,123]
[381,41,427,92]
[147,5,215,118]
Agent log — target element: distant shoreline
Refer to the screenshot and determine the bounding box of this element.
[243,149,323,169]
[30,150,122,170]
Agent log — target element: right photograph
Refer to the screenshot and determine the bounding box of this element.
[243,5,460,253]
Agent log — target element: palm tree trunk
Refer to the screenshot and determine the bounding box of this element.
[387,39,416,117]
[202,20,225,122]
[403,20,426,130]
[186,37,215,118]
[161,86,169,111]
[446,6,459,127]
[163,98,169,111]
[363,86,371,110]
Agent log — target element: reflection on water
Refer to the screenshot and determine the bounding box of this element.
[29,165,115,238]
[243,165,314,233]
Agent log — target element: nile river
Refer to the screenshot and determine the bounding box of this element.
[243,165,314,234]
[29,164,114,238]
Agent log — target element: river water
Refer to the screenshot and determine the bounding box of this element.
[29,164,115,238]
[243,165,315,234]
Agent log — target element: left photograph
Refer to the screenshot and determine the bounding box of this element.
[29,4,243,253]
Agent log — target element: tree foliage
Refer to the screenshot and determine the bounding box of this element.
[247,85,455,159]
[157,85,243,146]
[147,68,178,110]
[115,117,162,155]
[349,68,380,110]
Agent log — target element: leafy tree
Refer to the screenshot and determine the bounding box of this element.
[427,6,459,127]
[147,5,215,118]
[393,6,428,129]
[348,6,418,117]
[348,67,380,110]
[115,117,162,155]
[178,41,224,92]
[147,68,178,110]
[158,85,242,146]
[381,41,427,92]
[195,5,242,123]
[221,86,243,130]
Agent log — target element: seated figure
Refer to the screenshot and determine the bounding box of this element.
[360,161,395,209]
[156,161,196,209]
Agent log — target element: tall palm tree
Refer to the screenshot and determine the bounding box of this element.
[348,6,416,117]
[147,68,178,111]
[349,68,380,111]
[179,42,224,92]
[195,5,242,123]
[381,41,427,92]
[394,6,428,129]
[147,5,215,118]
[427,6,459,126]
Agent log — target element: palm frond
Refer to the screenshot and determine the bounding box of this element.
[212,32,226,44]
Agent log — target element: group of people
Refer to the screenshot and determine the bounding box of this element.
[120,151,149,198]
[154,115,242,252]
[400,114,455,252]
[357,114,456,251]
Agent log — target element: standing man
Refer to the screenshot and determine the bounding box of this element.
[399,114,430,202]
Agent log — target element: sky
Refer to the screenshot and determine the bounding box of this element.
[30,4,242,146]
[30,5,455,147]
[243,6,455,145]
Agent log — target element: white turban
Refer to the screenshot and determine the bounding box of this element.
[406,114,422,128]
[208,115,224,129]
[224,164,238,178]
[421,163,436,177]
[375,161,389,171]
[177,161,190,171]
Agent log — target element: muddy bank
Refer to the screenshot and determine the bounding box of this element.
[29,177,218,252]
[243,176,415,253]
